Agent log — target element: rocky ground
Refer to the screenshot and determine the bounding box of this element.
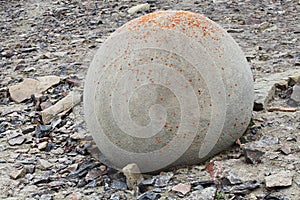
[0,0,299,199]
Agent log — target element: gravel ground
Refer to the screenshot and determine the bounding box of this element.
[0,0,299,199]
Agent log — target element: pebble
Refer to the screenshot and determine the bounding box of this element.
[38,141,48,150]
[38,159,53,170]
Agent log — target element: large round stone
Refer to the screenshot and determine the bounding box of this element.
[84,11,254,173]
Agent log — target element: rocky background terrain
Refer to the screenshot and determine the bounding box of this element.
[0,0,299,199]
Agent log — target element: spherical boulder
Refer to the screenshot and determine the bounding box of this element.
[84,11,254,173]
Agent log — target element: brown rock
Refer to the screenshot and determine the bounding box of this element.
[9,168,25,179]
[172,183,191,195]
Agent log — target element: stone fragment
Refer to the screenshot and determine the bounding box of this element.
[137,192,161,200]
[225,172,243,185]
[40,194,53,200]
[265,171,293,188]
[243,148,265,164]
[41,91,81,124]
[38,159,53,170]
[291,84,300,102]
[70,132,85,140]
[154,172,174,187]
[188,186,216,200]
[122,163,144,190]
[171,183,191,195]
[8,135,25,146]
[48,180,65,188]
[9,168,25,179]
[229,181,261,194]
[111,180,127,190]
[128,4,150,14]
[69,192,82,200]
[38,141,48,150]
[9,76,60,103]
[85,169,103,182]
[280,144,291,155]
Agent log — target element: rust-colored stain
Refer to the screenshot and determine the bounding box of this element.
[122,11,223,42]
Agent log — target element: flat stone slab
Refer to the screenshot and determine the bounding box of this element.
[9,76,60,103]
[265,171,293,188]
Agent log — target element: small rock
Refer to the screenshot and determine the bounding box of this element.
[227,180,261,194]
[265,171,293,188]
[154,172,174,187]
[69,192,82,200]
[51,147,64,155]
[295,54,300,66]
[225,172,243,185]
[111,180,127,190]
[260,135,279,146]
[24,164,35,174]
[9,76,61,103]
[38,141,48,150]
[48,180,65,188]
[8,135,26,146]
[171,183,191,195]
[141,178,155,186]
[85,180,97,188]
[188,186,216,200]
[70,132,85,140]
[291,84,300,102]
[122,163,144,190]
[9,168,25,179]
[137,192,161,200]
[40,194,52,200]
[38,159,53,170]
[85,169,104,181]
[244,148,265,164]
[128,3,150,14]
[280,144,291,155]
